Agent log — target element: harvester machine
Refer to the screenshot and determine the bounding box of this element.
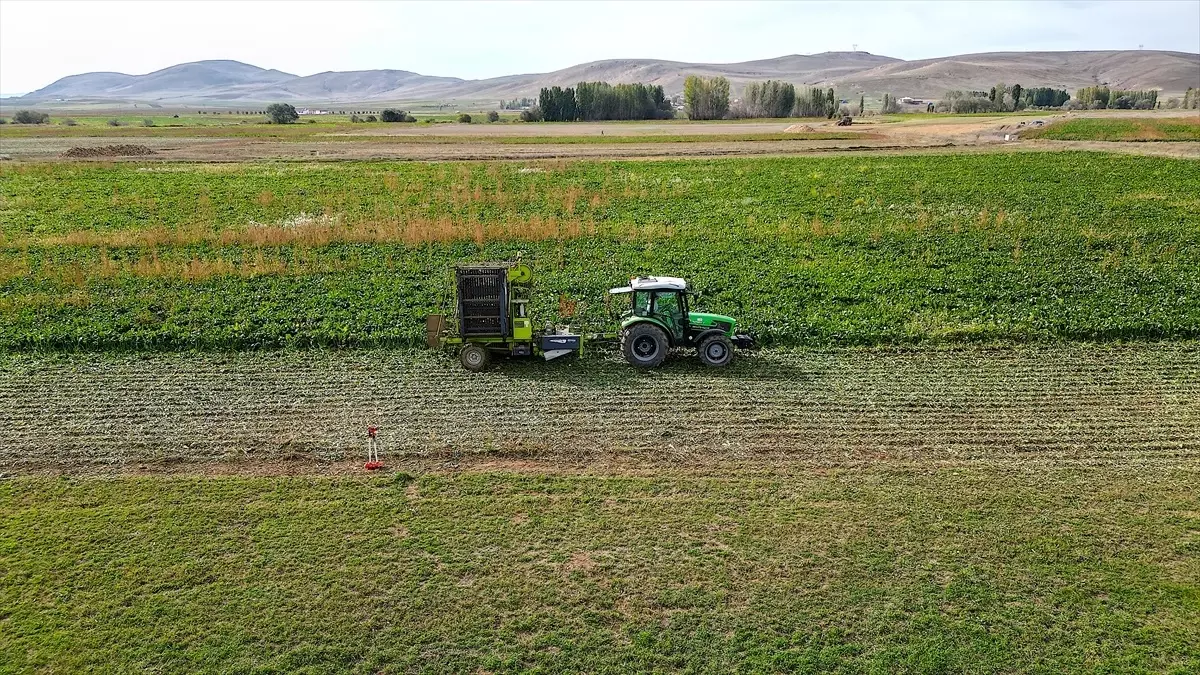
[426,263,592,372]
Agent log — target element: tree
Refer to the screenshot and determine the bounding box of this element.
[380,109,415,122]
[859,95,865,114]
[733,80,796,118]
[12,110,50,124]
[881,93,900,114]
[265,103,299,124]
[574,81,673,121]
[486,110,500,122]
[364,114,377,122]
[539,86,578,121]
[1010,84,1023,110]
[683,75,730,120]
[792,87,832,117]
[519,106,543,122]
[457,113,472,123]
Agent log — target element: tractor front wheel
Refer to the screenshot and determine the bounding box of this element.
[621,323,668,368]
[697,334,734,367]
[460,344,491,372]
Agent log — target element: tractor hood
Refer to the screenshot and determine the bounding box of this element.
[688,312,737,333]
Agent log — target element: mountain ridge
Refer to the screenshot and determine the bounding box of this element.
[17,50,1200,104]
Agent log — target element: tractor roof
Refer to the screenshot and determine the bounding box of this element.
[608,276,689,294]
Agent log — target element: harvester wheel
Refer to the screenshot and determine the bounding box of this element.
[460,344,491,372]
[697,334,734,367]
[621,323,668,368]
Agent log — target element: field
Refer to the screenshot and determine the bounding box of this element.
[1024,116,1200,142]
[3,344,1197,467]
[4,343,1199,671]
[2,152,1198,350]
[3,107,1200,670]
[5,465,1199,673]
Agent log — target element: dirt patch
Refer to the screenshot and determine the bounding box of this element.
[61,144,156,158]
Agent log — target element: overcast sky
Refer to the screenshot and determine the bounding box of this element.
[2,0,1198,94]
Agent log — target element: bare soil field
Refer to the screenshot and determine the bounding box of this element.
[4,110,1194,162]
[2,344,1196,474]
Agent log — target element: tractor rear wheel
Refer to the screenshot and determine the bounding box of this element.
[460,344,491,372]
[621,323,668,368]
[698,334,734,367]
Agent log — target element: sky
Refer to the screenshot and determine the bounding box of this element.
[1,0,1198,94]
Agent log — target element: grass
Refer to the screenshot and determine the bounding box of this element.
[3,467,1198,673]
[1024,116,1200,142]
[1,152,1197,350]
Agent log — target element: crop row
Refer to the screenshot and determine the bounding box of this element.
[2,344,1197,469]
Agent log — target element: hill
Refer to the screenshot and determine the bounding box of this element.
[14,50,1199,104]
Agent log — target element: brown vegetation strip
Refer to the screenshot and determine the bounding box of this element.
[1,344,1196,473]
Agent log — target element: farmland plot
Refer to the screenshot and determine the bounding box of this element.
[2,344,1197,470]
[1,152,1198,350]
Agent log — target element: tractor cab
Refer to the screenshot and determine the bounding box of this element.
[609,276,754,368]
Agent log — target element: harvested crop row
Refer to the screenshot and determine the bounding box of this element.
[2,344,1196,470]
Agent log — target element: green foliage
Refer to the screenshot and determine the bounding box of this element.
[380,109,415,123]
[574,81,673,121]
[265,103,299,124]
[735,80,795,118]
[792,87,836,118]
[1021,87,1070,108]
[1,153,1197,351]
[683,75,730,120]
[538,86,577,122]
[1074,86,1158,110]
[364,114,377,123]
[881,93,900,114]
[106,119,122,127]
[486,110,500,123]
[456,113,472,123]
[519,106,543,122]
[12,110,50,124]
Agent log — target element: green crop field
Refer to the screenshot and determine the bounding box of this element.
[2,151,1198,350]
[1024,116,1200,142]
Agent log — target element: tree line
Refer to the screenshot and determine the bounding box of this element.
[535,82,674,121]
[1075,86,1159,110]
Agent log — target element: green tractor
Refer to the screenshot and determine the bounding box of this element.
[427,264,754,371]
[609,276,754,368]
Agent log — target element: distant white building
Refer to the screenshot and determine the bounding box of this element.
[898,97,925,105]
